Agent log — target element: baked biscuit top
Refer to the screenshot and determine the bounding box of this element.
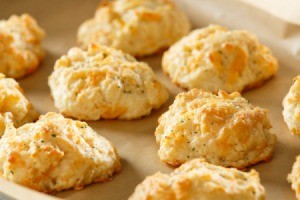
[0,14,45,78]
[77,0,190,56]
[49,44,169,120]
[162,25,278,92]
[288,155,300,200]
[0,112,121,194]
[129,159,265,200]
[155,89,276,168]
[283,76,300,136]
[0,73,38,136]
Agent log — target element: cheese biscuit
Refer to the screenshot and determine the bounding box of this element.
[129,159,265,200]
[162,25,278,92]
[283,76,300,136]
[49,44,169,120]
[155,89,276,168]
[288,155,300,200]
[0,112,121,194]
[77,0,191,57]
[0,73,38,137]
[0,14,45,78]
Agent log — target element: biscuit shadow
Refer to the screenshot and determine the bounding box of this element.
[139,54,163,72]
[56,159,143,200]
[253,140,300,200]
[87,94,175,136]
[19,49,58,91]
[242,64,297,107]
[18,50,60,114]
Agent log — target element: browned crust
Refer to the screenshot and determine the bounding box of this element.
[162,152,275,169]
[243,74,276,92]
[28,166,122,195]
[135,45,170,58]
[96,0,113,10]
[60,99,169,121]
[162,65,277,93]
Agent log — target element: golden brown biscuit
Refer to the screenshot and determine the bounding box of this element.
[129,159,265,200]
[0,112,12,137]
[77,0,191,57]
[288,155,300,200]
[48,44,169,120]
[162,25,278,92]
[0,73,38,137]
[0,14,45,79]
[0,112,121,194]
[155,89,276,168]
[283,76,300,136]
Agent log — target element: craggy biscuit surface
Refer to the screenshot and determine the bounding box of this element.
[155,89,276,168]
[0,14,45,78]
[0,112,121,194]
[288,155,300,200]
[129,159,265,200]
[49,44,169,120]
[162,25,278,92]
[0,73,38,137]
[283,76,300,136]
[77,0,191,57]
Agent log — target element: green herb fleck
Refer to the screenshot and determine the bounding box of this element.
[220,174,226,178]
[51,134,56,137]
[123,90,132,94]
[80,124,87,129]
[10,170,14,175]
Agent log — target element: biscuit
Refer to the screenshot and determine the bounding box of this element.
[77,0,191,57]
[0,73,38,137]
[288,155,300,200]
[0,112,121,194]
[48,44,169,120]
[0,14,45,79]
[129,159,265,200]
[0,112,13,137]
[283,76,300,136]
[162,25,278,93]
[155,89,276,168]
